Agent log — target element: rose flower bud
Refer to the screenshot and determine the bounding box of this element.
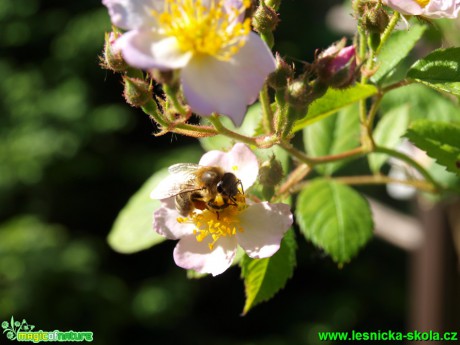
[314,39,357,89]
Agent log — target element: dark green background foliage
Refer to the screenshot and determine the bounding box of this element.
[0,0,441,343]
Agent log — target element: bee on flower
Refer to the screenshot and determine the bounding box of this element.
[150,144,293,276]
[102,0,276,125]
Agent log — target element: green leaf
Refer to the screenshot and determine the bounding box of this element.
[241,229,297,315]
[372,24,426,83]
[405,119,460,176]
[381,83,460,122]
[369,105,410,172]
[108,170,168,254]
[293,84,377,132]
[407,47,460,96]
[303,104,360,175]
[296,179,373,264]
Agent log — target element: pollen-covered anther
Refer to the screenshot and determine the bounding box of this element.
[188,207,245,251]
[153,0,252,60]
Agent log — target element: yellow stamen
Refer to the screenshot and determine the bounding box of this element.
[176,196,247,251]
[152,0,251,61]
[414,0,430,7]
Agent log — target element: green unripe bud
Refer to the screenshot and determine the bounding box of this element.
[123,76,153,107]
[267,53,294,90]
[252,4,279,34]
[357,0,390,34]
[363,6,389,33]
[259,156,284,187]
[101,32,128,72]
[265,0,281,11]
[285,79,309,116]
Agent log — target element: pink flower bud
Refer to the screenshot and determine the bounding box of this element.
[315,40,357,89]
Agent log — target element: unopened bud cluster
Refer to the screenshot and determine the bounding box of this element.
[100,32,127,73]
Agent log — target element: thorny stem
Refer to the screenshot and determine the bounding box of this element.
[172,123,218,137]
[142,99,217,137]
[142,99,169,128]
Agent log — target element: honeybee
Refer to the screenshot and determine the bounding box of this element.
[150,163,244,217]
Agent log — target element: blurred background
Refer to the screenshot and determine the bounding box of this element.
[1,0,459,344]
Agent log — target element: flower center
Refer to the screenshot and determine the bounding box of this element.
[177,194,247,250]
[414,0,430,7]
[154,0,252,60]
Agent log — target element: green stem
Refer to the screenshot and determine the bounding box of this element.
[382,79,413,93]
[141,99,169,128]
[291,174,437,194]
[163,84,187,115]
[332,175,436,193]
[173,123,218,137]
[366,92,383,129]
[376,11,400,55]
[358,28,367,63]
[208,115,258,146]
[279,142,365,166]
[374,146,441,192]
[259,84,274,133]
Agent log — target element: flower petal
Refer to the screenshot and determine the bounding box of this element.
[181,32,276,126]
[424,0,460,18]
[116,30,192,70]
[382,0,423,15]
[386,166,417,200]
[237,202,293,258]
[153,198,195,239]
[173,235,237,276]
[102,0,160,30]
[199,143,259,189]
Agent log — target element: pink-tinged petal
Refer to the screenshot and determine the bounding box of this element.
[173,235,238,276]
[102,0,160,30]
[237,202,293,258]
[181,32,276,126]
[424,0,459,18]
[199,143,259,189]
[153,198,195,239]
[116,30,192,70]
[382,0,423,15]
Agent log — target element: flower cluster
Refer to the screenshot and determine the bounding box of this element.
[150,144,293,276]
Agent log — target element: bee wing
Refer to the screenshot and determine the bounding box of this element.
[150,163,202,199]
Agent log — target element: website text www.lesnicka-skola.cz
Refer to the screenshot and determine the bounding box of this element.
[318,330,458,342]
